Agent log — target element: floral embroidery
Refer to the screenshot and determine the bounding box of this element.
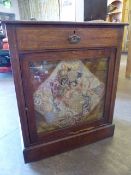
[33,60,105,128]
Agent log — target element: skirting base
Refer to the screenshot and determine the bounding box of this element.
[23,124,115,163]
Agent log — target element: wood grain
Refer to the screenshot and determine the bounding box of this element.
[5,21,126,163]
[16,27,122,51]
[23,124,115,163]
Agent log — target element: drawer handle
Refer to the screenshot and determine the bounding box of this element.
[69,127,95,135]
[68,34,81,44]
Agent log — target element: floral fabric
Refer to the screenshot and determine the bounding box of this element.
[33,60,105,128]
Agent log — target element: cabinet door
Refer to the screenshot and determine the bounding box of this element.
[20,49,115,143]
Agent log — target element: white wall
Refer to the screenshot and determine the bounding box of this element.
[60,0,84,22]
[60,0,76,21]
[0,0,20,19]
[76,0,84,21]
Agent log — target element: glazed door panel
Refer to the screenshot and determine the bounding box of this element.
[20,49,115,143]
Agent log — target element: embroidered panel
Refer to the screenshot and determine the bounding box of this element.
[29,58,108,133]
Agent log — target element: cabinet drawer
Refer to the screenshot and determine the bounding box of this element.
[16,26,122,51]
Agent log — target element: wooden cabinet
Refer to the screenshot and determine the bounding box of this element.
[4,21,126,163]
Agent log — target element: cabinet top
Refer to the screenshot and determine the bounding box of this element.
[3,20,128,27]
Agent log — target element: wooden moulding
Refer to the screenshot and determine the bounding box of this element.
[23,124,115,163]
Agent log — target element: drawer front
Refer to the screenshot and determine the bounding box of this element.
[16,26,121,51]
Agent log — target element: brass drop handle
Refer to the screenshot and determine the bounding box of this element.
[68,34,81,44]
[69,127,95,135]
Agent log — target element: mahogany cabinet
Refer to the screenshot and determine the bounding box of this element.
[4,21,126,163]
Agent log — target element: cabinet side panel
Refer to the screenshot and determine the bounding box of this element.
[6,25,30,146]
[108,28,124,123]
